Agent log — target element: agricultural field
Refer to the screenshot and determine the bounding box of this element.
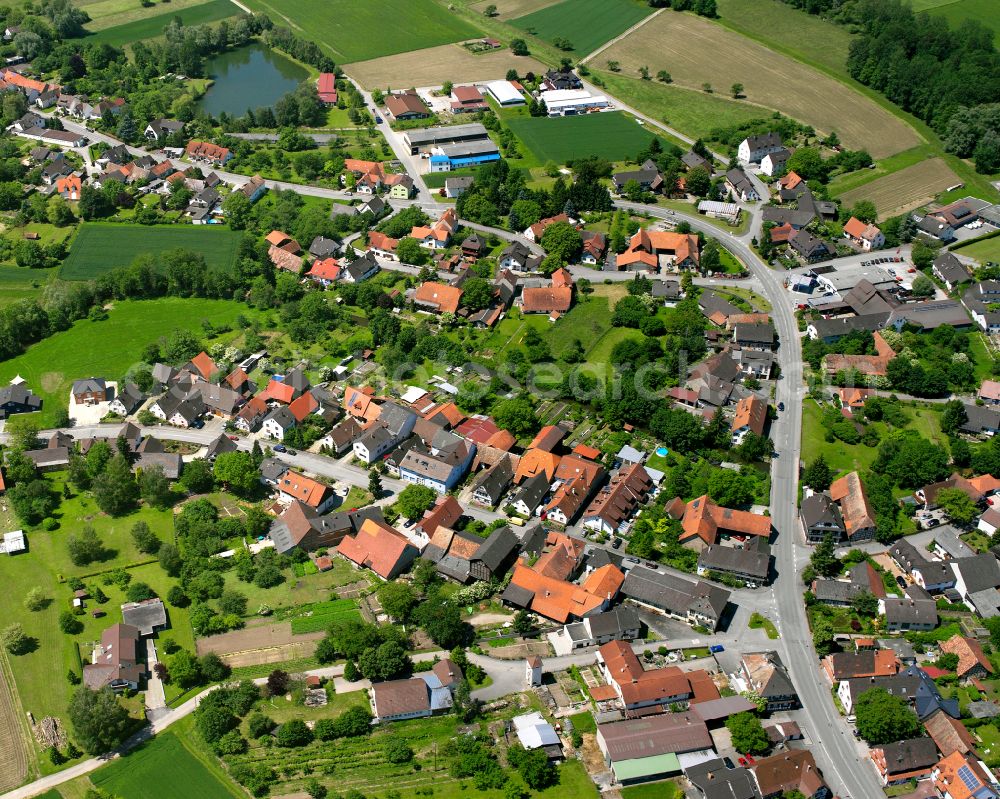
[913,0,1000,43]
[91,730,242,799]
[595,11,921,158]
[470,0,560,17]
[0,298,250,425]
[85,0,240,46]
[838,157,962,219]
[507,111,668,164]
[240,0,483,63]
[0,660,27,793]
[0,266,57,308]
[61,223,242,281]
[290,599,362,634]
[594,72,762,143]
[78,0,222,32]
[714,0,854,76]
[510,0,653,58]
[346,43,545,90]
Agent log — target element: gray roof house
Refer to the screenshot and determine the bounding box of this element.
[620,565,730,630]
[933,252,973,290]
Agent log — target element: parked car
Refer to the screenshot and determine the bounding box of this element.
[273,444,287,452]
[286,449,297,456]
[710,644,725,653]
[778,402,785,412]
[896,575,907,588]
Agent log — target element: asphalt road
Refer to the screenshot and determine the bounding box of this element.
[614,201,879,799]
[18,84,883,797]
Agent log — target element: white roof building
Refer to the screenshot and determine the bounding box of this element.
[485,81,525,106]
[513,712,560,749]
[3,530,25,554]
[538,88,611,116]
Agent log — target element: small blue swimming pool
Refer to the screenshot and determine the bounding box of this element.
[655,447,668,457]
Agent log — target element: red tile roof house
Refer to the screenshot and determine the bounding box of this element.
[582,464,652,537]
[596,640,719,712]
[275,470,336,514]
[368,231,399,260]
[450,85,487,113]
[266,230,303,273]
[308,257,341,286]
[413,281,463,315]
[411,208,458,250]
[185,140,232,165]
[843,216,885,251]
[384,90,430,121]
[667,494,772,552]
[940,634,995,681]
[337,518,419,579]
[83,623,144,691]
[317,72,338,105]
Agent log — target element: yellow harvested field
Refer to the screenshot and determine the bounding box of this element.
[470,0,560,16]
[839,158,962,220]
[596,12,921,158]
[346,43,546,89]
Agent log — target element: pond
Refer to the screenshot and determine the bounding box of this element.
[198,43,309,118]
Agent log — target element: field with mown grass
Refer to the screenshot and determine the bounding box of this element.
[0,298,251,425]
[61,223,242,281]
[85,0,240,46]
[507,111,669,164]
[912,0,1000,43]
[240,0,483,63]
[592,71,763,143]
[78,0,225,32]
[510,0,653,57]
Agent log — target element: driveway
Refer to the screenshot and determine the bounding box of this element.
[67,381,118,425]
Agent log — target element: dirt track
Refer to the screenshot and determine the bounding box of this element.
[195,621,324,667]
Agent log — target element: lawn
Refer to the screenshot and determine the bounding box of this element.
[85,0,240,46]
[955,234,1000,264]
[592,71,764,142]
[568,710,596,733]
[622,781,684,799]
[240,0,482,63]
[507,111,669,164]
[0,298,250,426]
[595,10,920,158]
[800,398,945,480]
[510,0,653,57]
[0,472,196,729]
[61,223,242,281]
[91,729,242,799]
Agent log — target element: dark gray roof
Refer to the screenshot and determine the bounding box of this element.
[934,252,973,285]
[120,598,167,636]
[473,525,519,573]
[113,382,145,413]
[800,492,845,530]
[744,132,782,150]
[749,651,796,700]
[309,236,340,258]
[650,279,680,299]
[513,472,549,514]
[259,457,288,482]
[587,605,641,638]
[807,314,888,341]
[733,322,775,345]
[501,581,535,609]
[961,403,1000,435]
[877,738,938,775]
[954,553,1000,593]
[264,406,296,431]
[472,457,514,505]
[698,544,771,580]
[687,759,761,799]
[0,383,41,411]
[621,565,730,622]
[205,433,238,460]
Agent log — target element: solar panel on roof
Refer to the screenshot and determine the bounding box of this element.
[958,763,980,791]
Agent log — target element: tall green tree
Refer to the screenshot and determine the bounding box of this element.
[92,454,139,515]
[69,687,132,754]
